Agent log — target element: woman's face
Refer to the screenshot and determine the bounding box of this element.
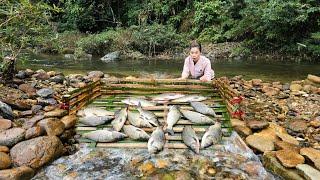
[190,47,201,61]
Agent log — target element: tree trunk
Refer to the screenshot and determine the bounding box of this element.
[1,56,16,84]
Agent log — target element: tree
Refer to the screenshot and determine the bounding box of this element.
[0,0,57,83]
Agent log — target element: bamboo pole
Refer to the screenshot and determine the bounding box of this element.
[103,78,214,86]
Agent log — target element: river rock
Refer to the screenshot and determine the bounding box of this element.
[246,120,269,130]
[307,74,320,84]
[61,115,77,129]
[290,84,302,91]
[36,88,54,98]
[47,71,57,77]
[255,123,284,142]
[287,120,308,133]
[262,86,280,96]
[234,125,252,137]
[276,132,299,146]
[19,110,33,117]
[231,118,246,127]
[15,70,27,79]
[0,146,9,153]
[18,84,36,97]
[31,105,43,113]
[0,101,13,120]
[300,148,320,170]
[138,161,155,175]
[263,151,304,180]
[0,166,34,180]
[0,118,12,131]
[276,149,305,168]
[246,134,274,152]
[296,164,320,180]
[49,75,65,84]
[25,126,43,139]
[101,51,120,62]
[38,118,65,136]
[275,141,300,153]
[0,152,11,169]
[23,115,45,129]
[10,136,63,169]
[87,71,104,79]
[44,109,68,118]
[0,128,25,147]
[252,79,262,86]
[33,72,50,80]
[310,117,320,128]
[37,98,57,106]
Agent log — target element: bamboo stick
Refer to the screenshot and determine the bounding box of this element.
[103,78,214,86]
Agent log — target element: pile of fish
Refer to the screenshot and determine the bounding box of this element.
[78,93,222,154]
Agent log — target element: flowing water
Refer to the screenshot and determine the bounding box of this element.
[18,54,320,83]
[33,132,274,180]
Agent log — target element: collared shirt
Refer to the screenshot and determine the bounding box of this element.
[181,55,214,81]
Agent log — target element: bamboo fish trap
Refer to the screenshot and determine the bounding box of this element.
[63,78,240,149]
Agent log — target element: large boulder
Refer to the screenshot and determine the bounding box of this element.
[100,51,120,62]
[0,101,13,120]
[0,166,34,180]
[10,136,63,169]
[0,128,25,147]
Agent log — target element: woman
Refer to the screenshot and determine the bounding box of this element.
[180,41,214,81]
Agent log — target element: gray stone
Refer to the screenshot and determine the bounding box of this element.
[36,88,54,98]
[0,101,13,120]
[0,128,25,147]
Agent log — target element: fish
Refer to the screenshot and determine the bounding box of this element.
[79,115,114,126]
[152,93,185,101]
[148,126,165,154]
[190,101,217,117]
[83,107,114,117]
[123,125,150,140]
[127,110,153,128]
[182,126,200,154]
[82,130,127,142]
[137,103,160,127]
[121,97,156,107]
[180,109,215,124]
[111,106,128,131]
[172,95,207,103]
[166,105,181,135]
[201,122,222,149]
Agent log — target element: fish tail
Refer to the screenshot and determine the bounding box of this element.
[166,128,174,135]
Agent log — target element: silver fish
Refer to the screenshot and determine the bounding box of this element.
[152,93,185,101]
[180,109,215,124]
[137,103,159,127]
[128,110,153,128]
[190,101,217,117]
[123,125,150,140]
[111,106,128,131]
[148,127,165,154]
[201,122,222,149]
[82,130,127,142]
[122,97,156,107]
[172,95,207,103]
[79,115,113,126]
[83,107,114,117]
[166,105,181,135]
[182,126,200,154]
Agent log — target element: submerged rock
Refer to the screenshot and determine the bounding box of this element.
[101,51,120,62]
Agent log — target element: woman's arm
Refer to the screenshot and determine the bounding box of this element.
[181,58,190,79]
[200,59,212,81]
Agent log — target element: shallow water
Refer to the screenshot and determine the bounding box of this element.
[18,54,320,83]
[33,132,274,180]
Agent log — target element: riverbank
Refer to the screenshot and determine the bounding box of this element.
[0,70,319,179]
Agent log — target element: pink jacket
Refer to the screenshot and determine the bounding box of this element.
[181,55,214,81]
